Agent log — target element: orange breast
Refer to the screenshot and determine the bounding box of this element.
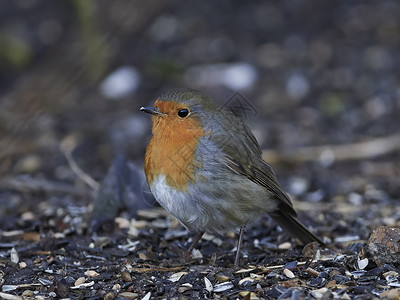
[144,101,205,191]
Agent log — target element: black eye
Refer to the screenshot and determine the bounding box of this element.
[177,108,189,118]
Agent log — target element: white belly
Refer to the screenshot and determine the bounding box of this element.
[150,175,209,231]
[149,173,268,233]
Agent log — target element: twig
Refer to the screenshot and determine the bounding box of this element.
[128,265,184,273]
[255,254,338,275]
[0,177,92,197]
[63,150,99,190]
[304,267,320,277]
[60,135,99,191]
[262,133,400,164]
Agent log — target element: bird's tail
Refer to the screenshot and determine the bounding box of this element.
[269,209,324,246]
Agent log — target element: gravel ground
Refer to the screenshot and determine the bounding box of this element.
[0,1,400,299]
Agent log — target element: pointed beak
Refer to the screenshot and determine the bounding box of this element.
[140,106,166,116]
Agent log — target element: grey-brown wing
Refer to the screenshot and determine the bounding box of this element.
[209,109,295,214]
[224,155,296,215]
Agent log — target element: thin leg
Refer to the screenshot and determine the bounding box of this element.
[234,226,245,267]
[187,231,205,254]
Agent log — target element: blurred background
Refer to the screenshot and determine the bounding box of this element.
[0,0,399,213]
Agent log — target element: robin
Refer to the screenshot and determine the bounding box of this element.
[141,88,323,266]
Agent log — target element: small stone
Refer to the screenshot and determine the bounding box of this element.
[366,226,400,267]
[19,261,27,269]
